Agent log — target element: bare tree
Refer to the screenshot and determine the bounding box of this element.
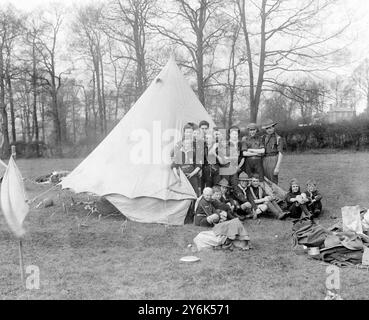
[71,4,108,136]
[106,38,132,120]
[19,13,48,156]
[151,0,229,107]
[235,0,350,122]
[34,7,66,156]
[0,6,23,157]
[329,76,357,113]
[353,58,369,115]
[103,0,156,100]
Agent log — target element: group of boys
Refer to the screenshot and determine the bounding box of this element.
[194,173,289,227]
[171,118,287,225]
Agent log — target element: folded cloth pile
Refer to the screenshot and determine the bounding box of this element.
[292,217,330,248]
[312,232,369,267]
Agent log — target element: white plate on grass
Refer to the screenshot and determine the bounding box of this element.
[180,256,200,263]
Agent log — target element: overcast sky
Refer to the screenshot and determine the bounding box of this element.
[2,0,367,71]
[1,0,369,112]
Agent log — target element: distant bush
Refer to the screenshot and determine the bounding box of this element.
[11,141,49,158]
[278,119,369,151]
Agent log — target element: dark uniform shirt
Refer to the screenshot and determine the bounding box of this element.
[241,135,264,154]
[195,198,227,217]
[285,191,301,205]
[233,185,249,204]
[262,133,283,156]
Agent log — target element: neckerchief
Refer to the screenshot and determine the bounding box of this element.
[249,186,263,200]
[238,184,247,197]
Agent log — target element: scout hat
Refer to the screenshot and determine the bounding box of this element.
[262,119,277,129]
[247,123,258,130]
[238,172,249,181]
[217,178,231,188]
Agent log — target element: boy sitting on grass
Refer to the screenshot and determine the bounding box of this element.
[285,178,311,219]
[216,178,239,212]
[212,185,238,220]
[194,188,228,227]
[246,174,288,220]
[232,172,254,220]
[305,179,323,218]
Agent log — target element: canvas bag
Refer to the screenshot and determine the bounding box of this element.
[342,206,363,234]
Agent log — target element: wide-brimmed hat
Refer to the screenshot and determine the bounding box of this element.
[247,123,258,130]
[238,172,249,181]
[217,178,231,188]
[262,119,277,129]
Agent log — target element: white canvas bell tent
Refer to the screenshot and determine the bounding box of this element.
[61,57,215,225]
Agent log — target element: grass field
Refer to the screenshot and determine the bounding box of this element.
[1,152,369,300]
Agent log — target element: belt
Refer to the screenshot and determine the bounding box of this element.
[264,153,278,157]
[196,214,207,217]
[246,156,261,160]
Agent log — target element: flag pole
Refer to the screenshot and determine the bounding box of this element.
[12,145,25,287]
[18,239,25,287]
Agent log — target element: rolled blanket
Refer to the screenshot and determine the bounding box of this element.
[213,218,250,241]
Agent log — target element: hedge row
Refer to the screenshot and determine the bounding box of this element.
[277,119,369,151]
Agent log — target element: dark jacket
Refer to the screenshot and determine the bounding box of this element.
[195,197,228,217]
[262,132,283,156]
[285,191,301,206]
[218,193,238,219]
[233,184,256,208]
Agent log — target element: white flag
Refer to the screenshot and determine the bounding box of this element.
[1,156,29,238]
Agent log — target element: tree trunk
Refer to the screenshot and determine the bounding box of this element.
[251,0,267,123]
[196,1,206,107]
[72,100,76,144]
[41,95,45,143]
[94,58,104,136]
[99,49,107,134]
[51,86,62,156]
[92,71,97,142]
[6,72,16,143]
[32,44,39,156]
[0,52,10,158]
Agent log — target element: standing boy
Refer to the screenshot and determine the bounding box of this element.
[241,123,265,181]
[261,119,284,184]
